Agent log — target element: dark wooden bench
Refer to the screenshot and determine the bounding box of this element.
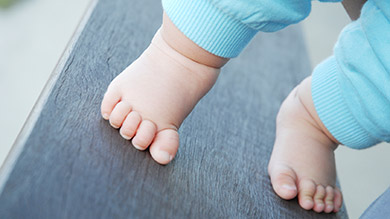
[0,0,348,218]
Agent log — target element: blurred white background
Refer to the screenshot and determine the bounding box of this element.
[0,1,389,218]
[0,0,90,163]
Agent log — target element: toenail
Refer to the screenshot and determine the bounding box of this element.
[282,184,296,191]
[103,113,109,120]
[157,150,173,163]
[304,199,313,206]
[132,143,143,150]
[120,133,131,140]
[110,122,119,129]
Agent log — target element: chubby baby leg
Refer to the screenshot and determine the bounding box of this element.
[268,76,343,213]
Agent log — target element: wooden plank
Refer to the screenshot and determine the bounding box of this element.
[0,0,348,218]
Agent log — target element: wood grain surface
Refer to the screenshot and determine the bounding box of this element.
[0,0,348,218]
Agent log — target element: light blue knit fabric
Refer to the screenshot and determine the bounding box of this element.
[162,0,390,149]
[312,0,390,149]
[162,0,341,58]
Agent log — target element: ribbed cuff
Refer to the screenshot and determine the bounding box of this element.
[312,57,379,149]
[162,0,258,58]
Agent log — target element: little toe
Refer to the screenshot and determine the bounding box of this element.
[333,187,343,212]
[268,165,298,200]
[298,179,316,210]
[149,128,179,165]
[313,185,326,212]
[120,111,141,140]
[324,186,335,213]
[101,87,121,120]
[131,120,157,150]
[109,101,132,129]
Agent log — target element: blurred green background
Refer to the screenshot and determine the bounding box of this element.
[0,0,19,8]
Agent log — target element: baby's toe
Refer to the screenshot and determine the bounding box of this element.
[131,120,157,150]
[298,179,316,210]
[333,187,343,212]
[120,111,141,140]
[268,164,298,200]
[324,186,335,213]
[109,101,132,129]
[313,185,326,212]
[149,129,179,165]
[101,87,121,120]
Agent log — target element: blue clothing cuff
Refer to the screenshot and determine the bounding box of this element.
[162,0,258,58]
[312,57,380,149]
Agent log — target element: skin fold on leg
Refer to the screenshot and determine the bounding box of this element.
[268,76,342,213]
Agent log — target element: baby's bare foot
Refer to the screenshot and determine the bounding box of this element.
[268,76,343,213]
[101,29,219,164]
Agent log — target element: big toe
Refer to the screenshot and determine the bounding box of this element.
[149,128,179,165]
[269,164,298,200]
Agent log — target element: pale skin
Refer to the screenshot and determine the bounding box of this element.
[101,7,358,212]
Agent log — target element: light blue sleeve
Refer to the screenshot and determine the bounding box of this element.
[162,0,341,58]
[312,0,390,149]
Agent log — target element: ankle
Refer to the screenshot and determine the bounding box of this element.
[161,12,229,69]
[150,28,220,94]
[296,77,340,148]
